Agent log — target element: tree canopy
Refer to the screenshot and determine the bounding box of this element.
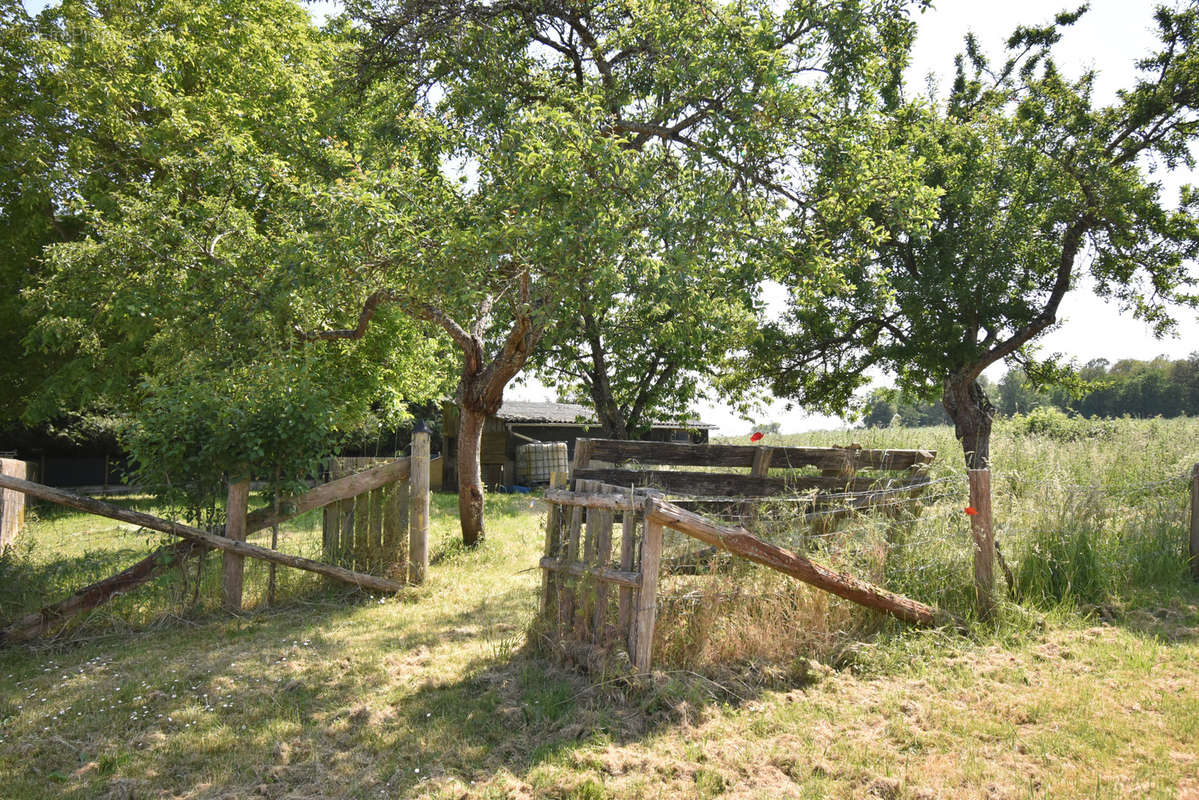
[10,0,453,515]
[330,0,934,540]
[751,5,1199,467]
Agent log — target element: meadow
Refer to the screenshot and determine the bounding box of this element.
[1,416,1197,799]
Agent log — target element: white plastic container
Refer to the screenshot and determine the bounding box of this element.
[515,441,569,485]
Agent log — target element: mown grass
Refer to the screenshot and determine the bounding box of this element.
[1,417,1197,798]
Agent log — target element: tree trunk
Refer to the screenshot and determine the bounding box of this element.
[457,404,487,547]
[589,377,629,439]
[582,309,630,439]
[943,374,995,469]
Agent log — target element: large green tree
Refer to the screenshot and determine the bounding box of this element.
[0,2,82,425]
[15,0,451,514]
[532,164,767,439]
[753,5,1199,468]
[340,0,933,534]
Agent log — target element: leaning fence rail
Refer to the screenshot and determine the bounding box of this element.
[0,428,432,643]
[537,483,959,674]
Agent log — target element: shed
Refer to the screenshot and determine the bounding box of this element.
[441,401,714,489]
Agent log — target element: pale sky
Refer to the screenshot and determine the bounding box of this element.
[20,0,1199,434]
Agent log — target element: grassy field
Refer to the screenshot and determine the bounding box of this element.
[1,418,1198,798]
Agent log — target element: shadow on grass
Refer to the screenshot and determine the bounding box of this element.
[0,571,785,800]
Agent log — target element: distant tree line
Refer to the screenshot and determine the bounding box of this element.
[862,354,1199,427]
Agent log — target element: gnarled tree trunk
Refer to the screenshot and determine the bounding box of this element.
[943,373,996,470]
[448,275,542,547]
[456,404,488,547]
[298,273,543,548]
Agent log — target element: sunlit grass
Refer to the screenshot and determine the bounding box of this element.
[1,418,1197,798]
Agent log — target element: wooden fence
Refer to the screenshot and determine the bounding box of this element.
[538,439,950,673]
[322,457,410,577]
[1,458,33,550]
[221,427,432,610]
[1,427,433,641]
[571,437,937,522]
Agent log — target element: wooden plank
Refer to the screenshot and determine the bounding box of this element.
[0,473,405,594]
[222,479,250,612]
[592,508,615,644]
[585,439,934,471]
[541,472,568,621]
[244,457,411,535]
[369,486,385,571]
[647,497,959,629]
[577,499,597,639]
[353,492,370,571]
[322,506,337,563]
[382,482,407,576]
[338,498,355,566]
[573,468,888,498]
[1192,464,1199,582]
[558,497,585,633]
[751,446,773,477]
[409,427,430,584]
[821,444,857,479]
[538,557,641,588]
[616,490,637,645]
[481,433,508,463]
[968,469,995,618]
[632,519,664,673]
[574,479,597,640]
[542,489,642,511]
[571,439,594,486]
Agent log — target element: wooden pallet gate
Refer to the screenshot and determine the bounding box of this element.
[321,457,411,577]
[538,438,956,673]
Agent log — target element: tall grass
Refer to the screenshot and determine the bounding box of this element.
[648,417,1198,673]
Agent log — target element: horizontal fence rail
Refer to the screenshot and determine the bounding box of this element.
[585,440,935,471]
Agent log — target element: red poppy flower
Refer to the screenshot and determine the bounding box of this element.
[964,506,979,516]
[750,431,764,442]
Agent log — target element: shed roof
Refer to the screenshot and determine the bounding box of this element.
[494,401,715,429]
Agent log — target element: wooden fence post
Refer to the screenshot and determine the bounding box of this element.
[222,478,251,612]
[409,421,430,585]
[968,468,995,618]
[1,458,30,551]
[1189,463,1199,582]
[541,471,568,620]
[632,518,663,673]
[572,439,593,484]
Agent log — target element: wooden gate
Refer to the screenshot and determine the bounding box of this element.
[322,457,409,576]
[539,480,657,670]
[538,439,955,674]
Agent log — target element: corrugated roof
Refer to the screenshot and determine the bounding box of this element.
[495,401,714,429]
